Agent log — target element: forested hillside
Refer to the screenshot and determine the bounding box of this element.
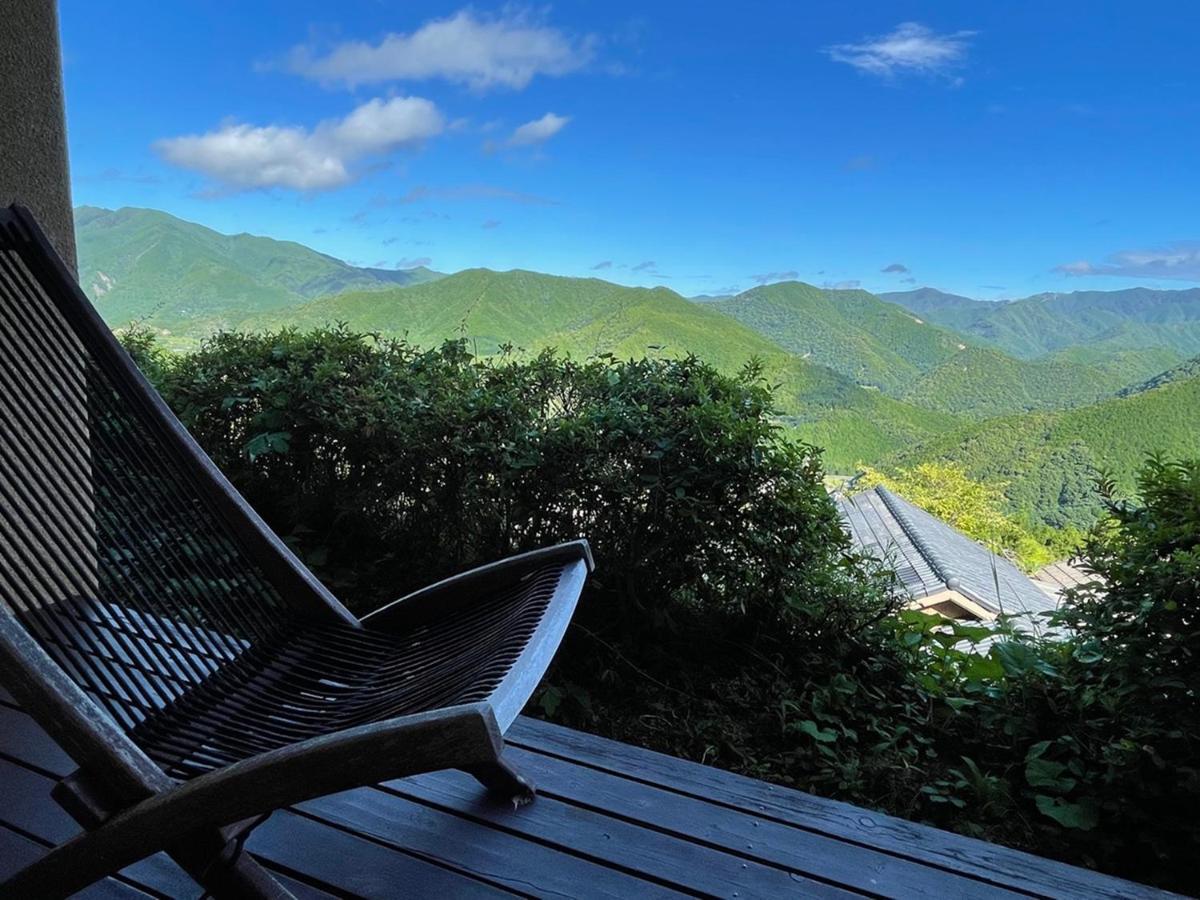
[900,346,1149,417]
[883,285,1200,359]
[1118,354,1200,396]
[76,206,441,340]
[893,372,1200,527]
[707,281,970,392]
[708,283,1178,419]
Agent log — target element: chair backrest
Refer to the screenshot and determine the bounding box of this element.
[0,206,354,734]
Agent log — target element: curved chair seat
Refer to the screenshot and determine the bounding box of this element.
[135,558,575,779]
[13,556,580,780]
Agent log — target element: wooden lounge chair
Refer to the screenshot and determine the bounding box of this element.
[0,205,592,898]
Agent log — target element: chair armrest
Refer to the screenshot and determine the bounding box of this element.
[360,539,594,630]
[3,703,502,898]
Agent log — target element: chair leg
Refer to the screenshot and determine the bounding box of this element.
[47,771,291,899]
[462,754,536,808]
[168,824,293,900]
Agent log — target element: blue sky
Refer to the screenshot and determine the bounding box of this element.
[61,1,1200,299]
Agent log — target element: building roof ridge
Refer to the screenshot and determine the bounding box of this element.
[873,486,961,593]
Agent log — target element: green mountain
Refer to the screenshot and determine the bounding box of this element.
[1118,354,1200,397]
[899,346,1169,418]
[882,286,1200,359]
[75,206,441,343]
[246,268,962,471]
[707,282,1173,417]
[878,287,984,318]
[707,281,972,394]
[895,371,1200,528]
[1041,344,1184,378]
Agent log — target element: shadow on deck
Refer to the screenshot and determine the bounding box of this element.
[0,688,1169,899]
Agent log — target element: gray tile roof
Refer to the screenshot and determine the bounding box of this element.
[1033,560,1093,598]
[836,486,1059,620]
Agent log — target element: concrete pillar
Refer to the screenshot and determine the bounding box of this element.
[0,0,75,272]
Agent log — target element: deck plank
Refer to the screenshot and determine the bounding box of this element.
[499,744,1021,899]
[0,822,154,899]
[509,717,1168,900]
[0,703,494,899]
[296,787,694,899]
[344,777,851,899]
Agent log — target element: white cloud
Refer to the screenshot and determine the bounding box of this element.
[396,256,433,269]
[751,271,799,285]
[504,112,570,147]
[1055,243,1200,280]
[826,22,973,81]
[155,96,443,191]
[1055,260,1096,276]
[284,9,593,91]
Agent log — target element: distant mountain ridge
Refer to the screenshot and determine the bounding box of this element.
[893,367,1200,528]
[899,346,1155,418]
[878,287,987,317]
[882,285,1200,359]
[75,206,441,342]
[703,282,1179,417]
[708,281,971,394]
[1118,354,1200,397]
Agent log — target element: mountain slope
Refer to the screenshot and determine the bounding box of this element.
[248,268,963,471]
[883,286,1200,359]
[878,287,985,318]
[895,372,1200,528]
[1118,354,1200,397]
[900,346,1158,417]
[707,281,972,393]
[75,206,441,341]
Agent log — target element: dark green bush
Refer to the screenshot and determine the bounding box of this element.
[126,327,1198,893]
[893,458,1200,891]
[141,326,889,626]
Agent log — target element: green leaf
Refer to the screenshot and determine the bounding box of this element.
[1025,740,1053,761]
[1035,795,1098,831]
[991,640,1058,678]
[991,641,1035,676]
[961,654,1004,681]
[539,685,564,717]
[245,431,292,461]
[949,623,994,642]
[795,720,838,743]
[1071,641,1104,665]
[1025,758,1077,791]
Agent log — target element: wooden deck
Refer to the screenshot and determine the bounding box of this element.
[0,688,1171,899]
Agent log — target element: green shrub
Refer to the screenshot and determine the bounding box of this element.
[894,457,1200,891]
[1044,458,1200,880]
[141,326,889,626]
